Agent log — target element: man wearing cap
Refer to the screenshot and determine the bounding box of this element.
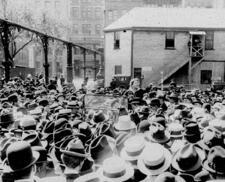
[1,141,40,182]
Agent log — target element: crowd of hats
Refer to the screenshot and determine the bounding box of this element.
[1,78,225,182]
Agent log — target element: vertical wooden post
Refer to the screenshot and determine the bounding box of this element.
[94,52,97,80]
[40,35,49,85]
[0,21,12,82]
[66,43,73,83]
[188,58,192,88]
[83,48,86,79]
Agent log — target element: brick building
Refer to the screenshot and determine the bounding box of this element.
[104,8,225,89]
[69,0,104,79]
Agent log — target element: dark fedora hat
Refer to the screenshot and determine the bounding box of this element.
[150,116,166,128]
[32,146,47,164]
[0,137,19,161]
[138,119,151,133]
[78,122,93,143]
[88,135,114,165]
[172,144,205,173]
[42,121,55,144]
[0,109,14,127]
[149,98,160,108]
[198,126,224,151]
[38,99,49,107]
[54,135,76,164]
[92,111,109,124]
[22,131,47,149]
[184,121,201,143]
[146,122,170,144]
[61,138,88,169]
[53,128,73,146]
[54,118,69,131]
[7,94,18,103]
[203,146,225,175]
[5,141,39,172]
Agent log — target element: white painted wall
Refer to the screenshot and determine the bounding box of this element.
[104,30,132,86]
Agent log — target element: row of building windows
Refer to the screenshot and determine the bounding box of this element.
[71,7,102,19]
[71,0,102,5]
[114,64,213,85]
[113,31,214,50]
[72,24,102,35]
[107,10,127,21]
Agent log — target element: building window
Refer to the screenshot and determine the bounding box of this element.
[81,8,87,19]
[115,65,122,75]
[82,24,91,35]
[205,31,214,50]
[201,70,212,84]
[71,7,79,19]
[165,32,175,49]
[87,7,92,18]
[95,24,101,35]
[95,7,101,18]
[72,24,79,34]
[114,32,120,49]
[113,10,118,20]
[108,11,113,20]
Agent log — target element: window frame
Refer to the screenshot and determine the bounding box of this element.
[205,31,214,50]
[114,65,122,75]
[82,24,91,35]
[201,70,212,84]
[165,31,175,49]
[114,32,120,49]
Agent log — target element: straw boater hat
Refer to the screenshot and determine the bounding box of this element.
[137,143,172,176]
[120,134,146,165]
[168,123,184,139]
[98,156,134,182]
[114,115,136,132]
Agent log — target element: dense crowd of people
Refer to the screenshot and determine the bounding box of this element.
[0,76,225,182]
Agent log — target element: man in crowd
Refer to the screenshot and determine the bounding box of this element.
[0,76,225,182]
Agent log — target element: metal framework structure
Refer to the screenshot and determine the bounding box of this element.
[0,18,103,84]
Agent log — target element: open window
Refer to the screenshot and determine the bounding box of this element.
[114,32,120,49]
[201,70,212,84]
[115,65,122,75]
[205,31,214,50]
[165,32,175,49]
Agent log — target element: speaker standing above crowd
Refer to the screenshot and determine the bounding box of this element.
[0,75,225,182]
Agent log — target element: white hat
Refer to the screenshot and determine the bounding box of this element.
[114,115,136,131]
[98,156,134,182]
[168,123,184,139]
[19,115,36,128]
[137,143,172,176]
[120,135,145,162]
[209,119,225,132]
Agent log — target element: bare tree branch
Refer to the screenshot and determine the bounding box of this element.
[12,35,33,58]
